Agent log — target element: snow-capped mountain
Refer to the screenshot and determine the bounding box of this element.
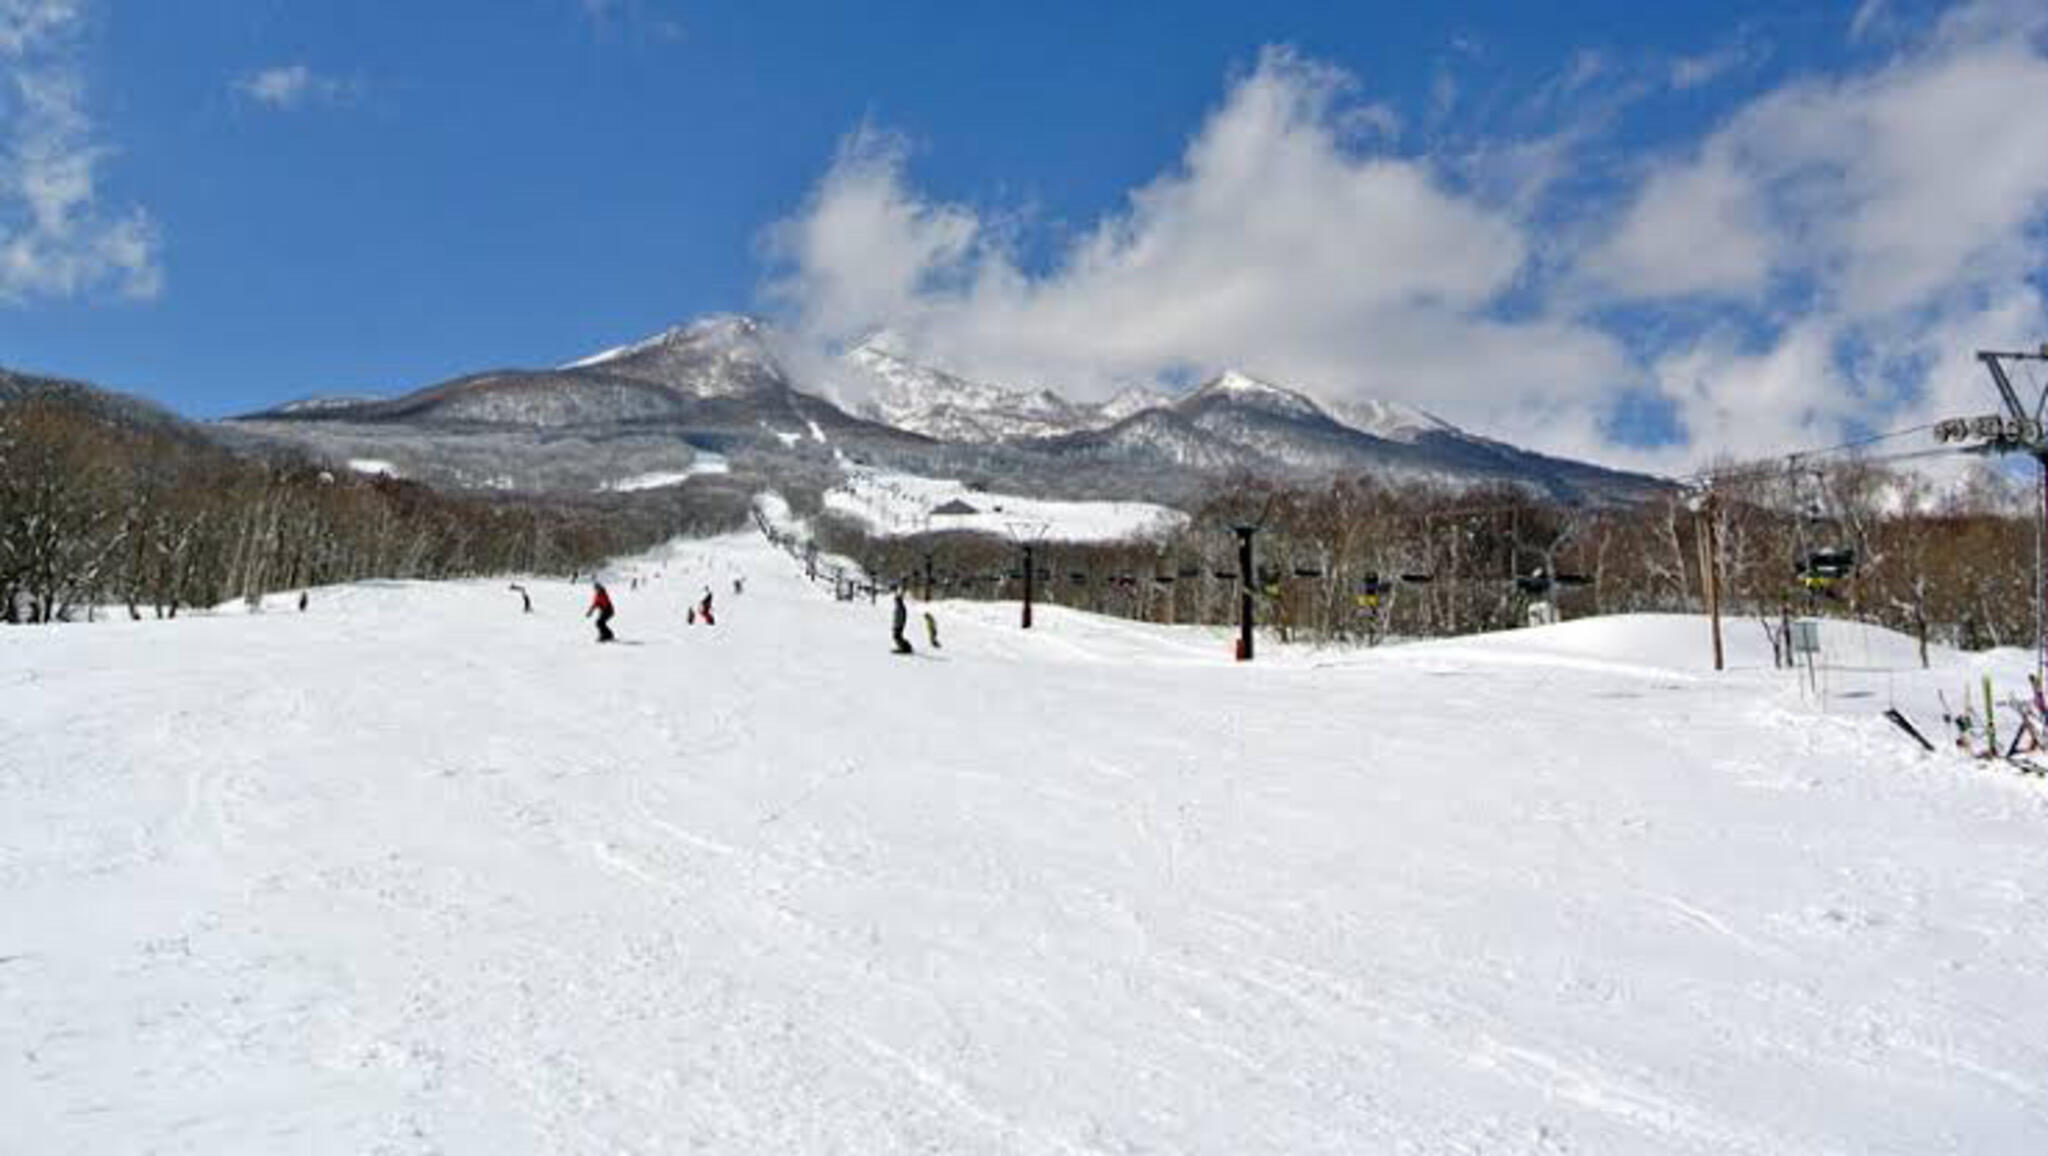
[244,314,846,431]
[846,339,1092,443]
[209,312,1663,501]
[1097,385,1172,424]
[559,314,784,400]
[1030,367,1662,501]
[841,335,1179,443]
[1322,396,1456,444]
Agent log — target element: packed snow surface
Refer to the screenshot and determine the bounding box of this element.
[7,532,2048,1153]
[597,453,730,492]
[824,464,1188,543]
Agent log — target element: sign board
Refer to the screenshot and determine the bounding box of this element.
[1790,619,1822,655]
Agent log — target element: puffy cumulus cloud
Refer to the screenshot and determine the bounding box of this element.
[765,47,1631,451]
[0,0,159,302]
[763,122,981,348]
[1587,0,2048,463]
[766,8,2048,473]
[232,64,355,111]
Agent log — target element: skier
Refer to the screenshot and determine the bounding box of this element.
[509,583,532,613]
[733,576,744,596]
[687,606,697,625]
[923,609,940,650]
[586,580,616,643]
[699,588,715,626]
[298,590,308,613]
[891,590,914,655]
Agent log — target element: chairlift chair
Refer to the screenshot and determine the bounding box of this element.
[1797,547,1857,596]
[1357,571,1391,609]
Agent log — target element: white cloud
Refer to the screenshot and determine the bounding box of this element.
[1848,0,1891,43]
[765,8,2048,473]
[1587,0,2048,464]
[579,0,683,42]
[0,0,159,302]
[233,64,353,110]
[1670,37,1766,90]
[1583,145,1773,299]
[765,47,1629,449]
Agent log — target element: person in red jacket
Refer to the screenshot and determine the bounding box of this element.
[586,580,616,643]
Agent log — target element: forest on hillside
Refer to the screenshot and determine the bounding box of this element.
[0,396,750,624]
[802,460,2041,661]
[8,383,2041,659]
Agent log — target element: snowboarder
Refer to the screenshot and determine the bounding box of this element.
[891,590,914,655]
[587,580,616,643]
[733,576,744,596]
[509,583,532,613]
[687,606,697,625]
[923,610,940,650]
[699,588,715,626]
[298,590,308,613]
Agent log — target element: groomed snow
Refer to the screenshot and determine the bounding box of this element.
[825,464,1188,543]
[597,453,731,493]
[6,532,2048,1153]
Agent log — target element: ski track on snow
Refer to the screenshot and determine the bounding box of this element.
[6,533,2048,1152]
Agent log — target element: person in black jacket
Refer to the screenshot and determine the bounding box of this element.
[891,590,914,654]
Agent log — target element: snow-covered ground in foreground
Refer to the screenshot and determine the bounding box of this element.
[598,452,731,493]
[824,463,1187,543]
[7,531,2048,1153]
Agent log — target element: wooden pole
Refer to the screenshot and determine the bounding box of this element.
[1700,492,1725,672]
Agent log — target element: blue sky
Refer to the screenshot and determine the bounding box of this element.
[3,0,2046,469]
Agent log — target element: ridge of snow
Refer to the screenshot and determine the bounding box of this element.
[273,393,384,414]
[1191,370,1325,415]
[562,314,768,370]
[1322,396,1459,444]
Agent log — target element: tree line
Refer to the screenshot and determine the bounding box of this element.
[810,459,2040,658]
[0,396,749,624]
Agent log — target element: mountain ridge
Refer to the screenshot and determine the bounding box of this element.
[20,313,1668,505]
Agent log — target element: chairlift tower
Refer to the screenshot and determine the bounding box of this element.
[1947,345,2048,682]
[1005,520,1049,629]
[1232,525,1257,661]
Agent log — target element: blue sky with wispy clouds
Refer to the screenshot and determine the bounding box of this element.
[2,0,2046,469]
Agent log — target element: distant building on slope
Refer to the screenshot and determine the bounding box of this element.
[931,498,980,516]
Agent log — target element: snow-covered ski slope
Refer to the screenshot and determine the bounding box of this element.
[7,532,2048,1154]
[823,463,1187,543]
